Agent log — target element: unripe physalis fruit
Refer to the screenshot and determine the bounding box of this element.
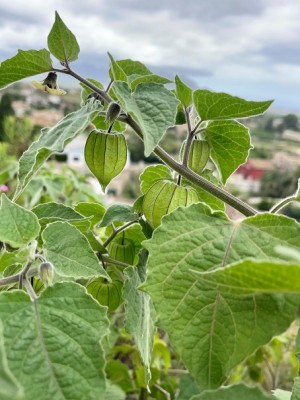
[108,236,135,265]
[106,102,121,126]
[84,130,127,191]
[86,278,123,312]
[180,139,210,175]
[38,262,54,287]
[188,139,210,174]
[142,179,199,229]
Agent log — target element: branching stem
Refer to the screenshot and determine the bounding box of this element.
[56,67,257,217]
[270,195,298,214]
[102,219,139,247]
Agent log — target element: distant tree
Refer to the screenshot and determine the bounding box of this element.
[0,93,15,141]
[264,116,274,132]
[282,113,299,131]
[260,167,300,198]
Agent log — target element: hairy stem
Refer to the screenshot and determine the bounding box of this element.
[102,220,139,247]
[0,267,39,287]
[270,195,298,214]
[58,67,257,217]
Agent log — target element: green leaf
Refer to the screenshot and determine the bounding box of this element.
[0,49,52,89]
[175,75,192,107]
[130,74,172,91]
[123,251,156,382]
[0,283,109,400]
[116,59,152,76]
[0,248,29,275]
[104,382,125,400]
[292,378,300,400]
[140,164,173,194]
[99,204,138,227]
[0,321,23,400]
[193,90,273,121]
[32,202,84,221]
[193,259,300,294]
[143,204,300,388]
[74,202,106,227]
[14,100,101,200]
[191,384,274,400]
[80,78,104,104]
[108,53,127,82]
[47,11,80,63]
[176,374,201,400]
[182,170,225,212]
[273,389,292,400]
[0,194,40,248]
[113,82,179,156]
[204,120,252,183]
[42,221,109,279]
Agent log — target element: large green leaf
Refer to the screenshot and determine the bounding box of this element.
[193,259,300,294]
[32,202,84,221]
[139,164,172,194]
[113,82,179,156]
[191,384,274,400]
[0,49,52,89]
[175,75,192,107]
[99,204,138,227]
[116,59,152,76]
[47,11,80,63]
[0,194,40,248]
[204,120,252,183]
[0,283,109,400]
[273,389,292,400]
[0,322,23,400]
[123,251,155,382]
[143,204,300,389]
[130,74,172,91]
[292,378,300,400]
[193,90,273,121]
[108,53,127,82]
[42,221,109,279]
[74,202,106,227]
[14,100,101,200]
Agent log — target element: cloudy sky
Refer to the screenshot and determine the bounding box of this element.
[1,0,300,111]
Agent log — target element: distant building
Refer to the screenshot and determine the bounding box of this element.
[228,159,273,193]
[31,109,64,127]
[282,129,300,142]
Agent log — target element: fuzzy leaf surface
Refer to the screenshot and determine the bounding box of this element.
[113,81,179,156]
[99,204,138,227]
[193,90,272,121]
[191,384,274,400]
[0,194,40,248]
[0,283,109,400]
[205,120,252,183]
[14,100,101,199]
[123,251,155,382]
[47,11,80,62]
[42,221,109,279]
[0,322,23,400]
[0,49,52,89]
[193,259,300,294]
[143,204,300,388]
[175,75,193,107]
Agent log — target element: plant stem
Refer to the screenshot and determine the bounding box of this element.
[181,107,194,168]
[0,267,39,287]
[153,384,171,400]
[59,67,257,217]
[102,220,138,247]
[270,195,298,214]
[23,278,38,302]
[101,255,131,268]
